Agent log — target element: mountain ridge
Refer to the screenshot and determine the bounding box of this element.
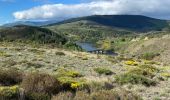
[47,15,169,32]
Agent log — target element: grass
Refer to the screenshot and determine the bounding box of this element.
[52,89,142,100]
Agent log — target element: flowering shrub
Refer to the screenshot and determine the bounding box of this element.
[0,85,19,98]
[124,60,138,66]
[57,77,86,90]
[67,71,83,78]
[71,82,81,89]
[56,68,83,78]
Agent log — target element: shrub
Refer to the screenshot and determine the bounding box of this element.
[0,69,23,86]
[55,52,65,56]
[94,67,113,75]
[144,60,159,65]
[25,93,51,100]
[139,64,159,73]
[28,48,45,55]
[87,81,114,93]
[127,68,155,78]
[140,52,160,60]
[26,62,44,68]
[82,57,88,60]
[124,60,138,66]
[161,73,170,78]
[21,73,61,96]
[0,85,19,99]
[56,68,83,78]
[57,77,87,91]
[0,51,12,57]
[115,73,156,86]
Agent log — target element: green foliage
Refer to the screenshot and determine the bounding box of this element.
[57,77,87,91]
[140,52,160,60]
[124,60,138,66]
[55,51,65,56]
[94,67,113,75]
[0,25,67,45]
[115,73,156,86]
[55,68,86,91]
[102,39,111,50]
[64,42,82,51]
[55,68,83,78]
[0,85,19,99]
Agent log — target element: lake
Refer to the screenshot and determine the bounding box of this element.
[76,42,118,56]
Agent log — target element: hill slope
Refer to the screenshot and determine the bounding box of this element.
[0,25,67,44]
[49,15,169,32]
[47,15,169,42]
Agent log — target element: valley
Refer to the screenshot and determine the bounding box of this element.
[0,15,170,100]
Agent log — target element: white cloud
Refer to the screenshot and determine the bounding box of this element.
[13,0,170,21]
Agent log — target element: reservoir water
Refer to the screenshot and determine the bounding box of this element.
[76,42,118,56]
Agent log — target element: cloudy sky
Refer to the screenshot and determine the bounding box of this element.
[0,0,170,25]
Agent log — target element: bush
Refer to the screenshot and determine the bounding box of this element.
[0,85,19,99]
[161,72,170,79]
[124,60,138,66]
[21,72,61,97]
[56,68,83,78]
[115,73,156,86]
[57,77,87,91]
[139,64,159,73]
[55,52,65,56]
[94,67,113,75]
[127,68,155,78]
[25,93,51,100]
[0,69,23,86]
[140,52,160,60]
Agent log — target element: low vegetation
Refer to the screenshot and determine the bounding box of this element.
[140,52,160,60]
[94,67,113,75]
[115,73,156,86]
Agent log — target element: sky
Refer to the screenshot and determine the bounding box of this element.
[0,0,170,25]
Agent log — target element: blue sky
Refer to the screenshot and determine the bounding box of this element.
[0,0,170,25]
[0,0,82,25]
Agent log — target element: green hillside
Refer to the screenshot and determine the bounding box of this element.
[48,15,169,31]
[0,25,67,44]
[47,15,169,42]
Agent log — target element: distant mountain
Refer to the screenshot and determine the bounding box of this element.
[49,15,169,32]
[0,25,67,44]
[2,20,59,27]
[47,15,169,42]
